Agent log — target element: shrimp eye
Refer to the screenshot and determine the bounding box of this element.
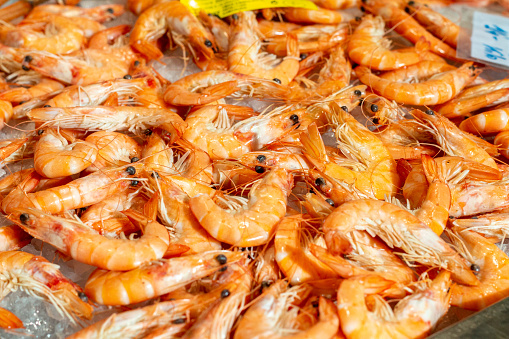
[470,263,481,273]
[37,129,44,135]
[355,16,361,21]
[130,180,139,186]
[256,155,266,163]
[151,171,160,179]
[408,0,416,5]
[19,101,25,105]
[19,213,29,224]
[341,106,348,112]
[232,14,239,20]
[309,188,315,194]
[273,78,282,84]
[123,74,132,80]
[43,105,51,108]
[23,55,33,63]
[261,281,272,289]
[215,254,228,265]
[221,289,231,298]
[315,177,326,186]
[325,198,335,206]
[130,157,139,163]
[134,60,140,67]
[360,6,365,12]
[126,166,136,175]
[22,65,30,71]
[106,7,114,13]
[404,6,410,13]
[289,114,299,124]
[311,300,319,308]
[471,216,478,219]
[370,104,379,112]
[372,117,379,124]
[219,266,227,272]
[300,53,308,60]
[144,129,153,136]
[448,215,454,219]
[425,109,434,115]
[204,39,213,48]
[78,291,88,302]
[172,318,186,324]
[354,89,362,96]
[255,165,265,173]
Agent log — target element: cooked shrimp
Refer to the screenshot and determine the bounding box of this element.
[496,131,509,159]
[0,307,22,329]
[282,7,343,24]
[11,206,169,271]
[148,174,222,254]
[449,226,509,310]
[88,24,131,50]
[2,164,142,214]
[412,109,499,169]
[191,167,293,246]
[323,199,478,285]
[228,11,299,85]
[198,11,230,54]
[355,63,480,105]
[84,250,244,305]
[460,108,509,135]
[0,15,86,54]
[378,61,456,82]
[348,15,423,70]
[27,106,186,138]
[25,4,124,23]
[85,131,141,171]
[274,215,339,285]
[338,272,451,339]
[0,77,64,103]
[34,128,98,178]
[0,99,13,129]
[452,211,509,241]
[437,88,509,119]
[0,225,31,252]
[0,251,93,322]
[311,0,360,9]
[130,1,216,60]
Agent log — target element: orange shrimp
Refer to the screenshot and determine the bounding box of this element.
[130,1,216,60]
[11,206,169,271]
[355,62,480,105]
[495,130,509,159]
[0,251,93,322]
[323,199,478,286]
[0,100,13,130]
[84,131,141,171]
[228,11,299,85]
[348,15,424,70]
[460,108,509,135]
[0,307,22,329]
[84,250,244,305]
[25,4,125,23]
[2,163,142,214]
[312,0,360,9]
[191,168,293,246]
[34,128,98,178]
[282,7,343,24]
[0,78,64,103]
[0,224,31,252]
[88,24,131,50]
[448,226,509,310]
[378,61,456,82]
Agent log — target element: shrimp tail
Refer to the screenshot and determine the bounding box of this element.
[300,122,328,169]
[0,307,23,329]
[131,41,163,60]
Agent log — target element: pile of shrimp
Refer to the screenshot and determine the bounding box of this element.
[0,0,508,338]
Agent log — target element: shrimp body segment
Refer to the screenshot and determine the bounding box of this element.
[323,199,478,286]
[190,168,294,246]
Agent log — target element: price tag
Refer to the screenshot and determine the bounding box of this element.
[181,0,317,18]
[471,11,509,68]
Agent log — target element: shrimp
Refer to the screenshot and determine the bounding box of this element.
[163,70,288,106]
[378,61,456,83]
[323,199,479,285]
[0,77,64,103]
[411,108,499,169]
[228,11,299,85]
[312,0,360,9]
[310,232,415,298]
[348,15,424,71]
[0,251,93,323]
[266,24,348,56]
[130,1,216,60]
[11,206,169,271]
[25,4,125,23]
[274,215,339,285]
[355,62,480,105]
[437,88,509,119]
[406,1,460,48]
[365,0,459,60]
[198,11,230,54]
[0,307,22,329]
[0,100,13,130]
[0,16,86,54]
[448,226,509,310]
[460,108,509,135]
[84,250,244,305]
[495,130,509,159]
[34,128,98,178]
[338,272,452,339]
[239,150,312,172]
[0,225,31,252]
[27,106,186,139]
[191,168,293,247]
[2,163,142,214]
[148,174,222,254]
[452,211,509,241]
[281,7,343,24]
[233,281,339,339]
[88,24,131,50]
[0,137,30,164]
[258,20,301,38]
[255,244,280,285]
[84,131,141,171]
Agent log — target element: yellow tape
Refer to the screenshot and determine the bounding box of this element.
[181,0,318,18]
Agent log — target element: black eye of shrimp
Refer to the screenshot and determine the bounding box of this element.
[19,213,29,224]
[172,318,186,324]
[130,180,139,186]
[341,106,348,112]
[78,291,88,302]
[123,74,132,80]
[425,109,435,115]
[325,199,335,206]
[256,155,266,163]
[354,89,362,96]
[221,289,230,298]
[23,55,33,63]
[273,78,282,84]
[151,171,160,179]
[470,263,481,273]
[130,157,139,163]
[370,104,379,112]
[255,165,265,173]
[300,53,308,60]
[315,177,326,186]
[126,166,136,175]
[204,39,213,47]
[289,114,299,125]
[215,254,227,265]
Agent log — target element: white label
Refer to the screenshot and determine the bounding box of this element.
[471,11,509,68]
